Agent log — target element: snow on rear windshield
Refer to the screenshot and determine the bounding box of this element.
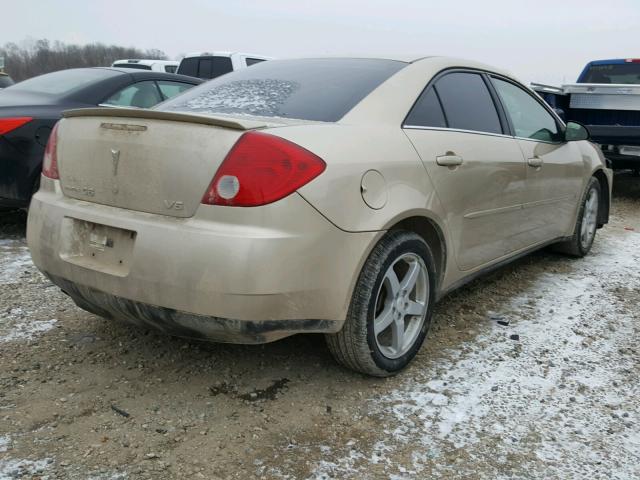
[157,58,406,122]
[178,79,298,117]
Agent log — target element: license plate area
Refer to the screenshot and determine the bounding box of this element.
[619,146,640,157]
[59,218,136,277]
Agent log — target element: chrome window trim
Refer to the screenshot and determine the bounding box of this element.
[403,125,564,145]
[403,125,513,139]
[514,135,564,146]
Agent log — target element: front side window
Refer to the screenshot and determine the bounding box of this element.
[434,72,502,135]
[103,81,162,108]
[404,88,447,128]
[156,80,193,100]
[492,78,560,142]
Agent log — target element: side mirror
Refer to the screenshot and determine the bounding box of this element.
[564,121,590,142]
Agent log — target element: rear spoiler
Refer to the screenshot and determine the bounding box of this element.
[62,107,284,131]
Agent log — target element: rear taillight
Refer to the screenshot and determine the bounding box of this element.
[0,117,33,136]
[42,122,60,179]
[202,131,326,207]
[625,59,640,63]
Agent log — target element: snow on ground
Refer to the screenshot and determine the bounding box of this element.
[0,437,9,454]
[0,239,31,285]
[0,307,57,343]
[301,229,640,479]
[0,458,52,480]
[0,238,58,343]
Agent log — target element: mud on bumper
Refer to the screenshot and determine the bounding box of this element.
[48,274,340,344]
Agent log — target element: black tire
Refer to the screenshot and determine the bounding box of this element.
[553,177,601,257]
[325,231,437,377]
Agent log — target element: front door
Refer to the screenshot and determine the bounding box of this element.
[490,77,584,243]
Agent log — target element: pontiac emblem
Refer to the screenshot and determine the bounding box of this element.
[111,149,120,176]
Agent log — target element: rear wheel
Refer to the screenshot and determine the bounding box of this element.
[554,177,601,257]
[325,231,436,376]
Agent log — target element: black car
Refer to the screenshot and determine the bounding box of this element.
[0,73,14,89]
[0,68,202,208]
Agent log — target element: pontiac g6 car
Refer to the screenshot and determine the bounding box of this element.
[27,56,612,376]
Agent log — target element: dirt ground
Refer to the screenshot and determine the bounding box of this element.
[1,172,639,480]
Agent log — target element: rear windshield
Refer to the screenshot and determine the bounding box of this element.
[9,68,121,95]
[580,63,640,84]
[177,56,234,79]
[159,58,406,122]
[113,63,152,70]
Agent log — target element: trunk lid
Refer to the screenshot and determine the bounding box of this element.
[56,108,290,218]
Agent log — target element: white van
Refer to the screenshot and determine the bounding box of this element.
[111,59,179,74]
[176,52,272,80]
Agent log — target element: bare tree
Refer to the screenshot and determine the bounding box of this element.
[0,39,168,81]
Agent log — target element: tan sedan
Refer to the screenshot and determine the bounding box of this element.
[27,56,612,376]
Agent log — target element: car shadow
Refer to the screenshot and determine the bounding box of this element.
[0,208,27,237]
[612,169,640,200]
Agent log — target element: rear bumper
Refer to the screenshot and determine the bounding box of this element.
[49,274,339,343]
[27,178,379,343]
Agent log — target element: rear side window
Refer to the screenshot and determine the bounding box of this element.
[158,58,406,122]
[404,88,447,128]
[156,80,193,100]
[246,58,266,67]
[435,72,502,135]
[103,81,162,108]
[164,65,177,74]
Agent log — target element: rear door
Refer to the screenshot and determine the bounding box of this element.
[403,71,529,271]
[490,76,584,243]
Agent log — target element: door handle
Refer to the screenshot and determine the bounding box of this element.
[527,157,543,168]
[436,154,464,167]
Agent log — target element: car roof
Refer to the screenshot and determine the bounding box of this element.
[587,59,639,65]
[97,67,202,83]
[260,55,514,78]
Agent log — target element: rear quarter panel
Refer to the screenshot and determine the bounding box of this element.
[273,124,447,234]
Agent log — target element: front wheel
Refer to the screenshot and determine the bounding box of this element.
[554,177,601,257]
[325,231,436,377]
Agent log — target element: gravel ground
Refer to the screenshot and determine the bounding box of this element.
[0,172,639,479]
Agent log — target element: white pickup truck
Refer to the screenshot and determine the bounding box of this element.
[111,59,179,73]
[533,59,640,172]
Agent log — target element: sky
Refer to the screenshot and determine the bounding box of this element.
[2,0,639,85]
